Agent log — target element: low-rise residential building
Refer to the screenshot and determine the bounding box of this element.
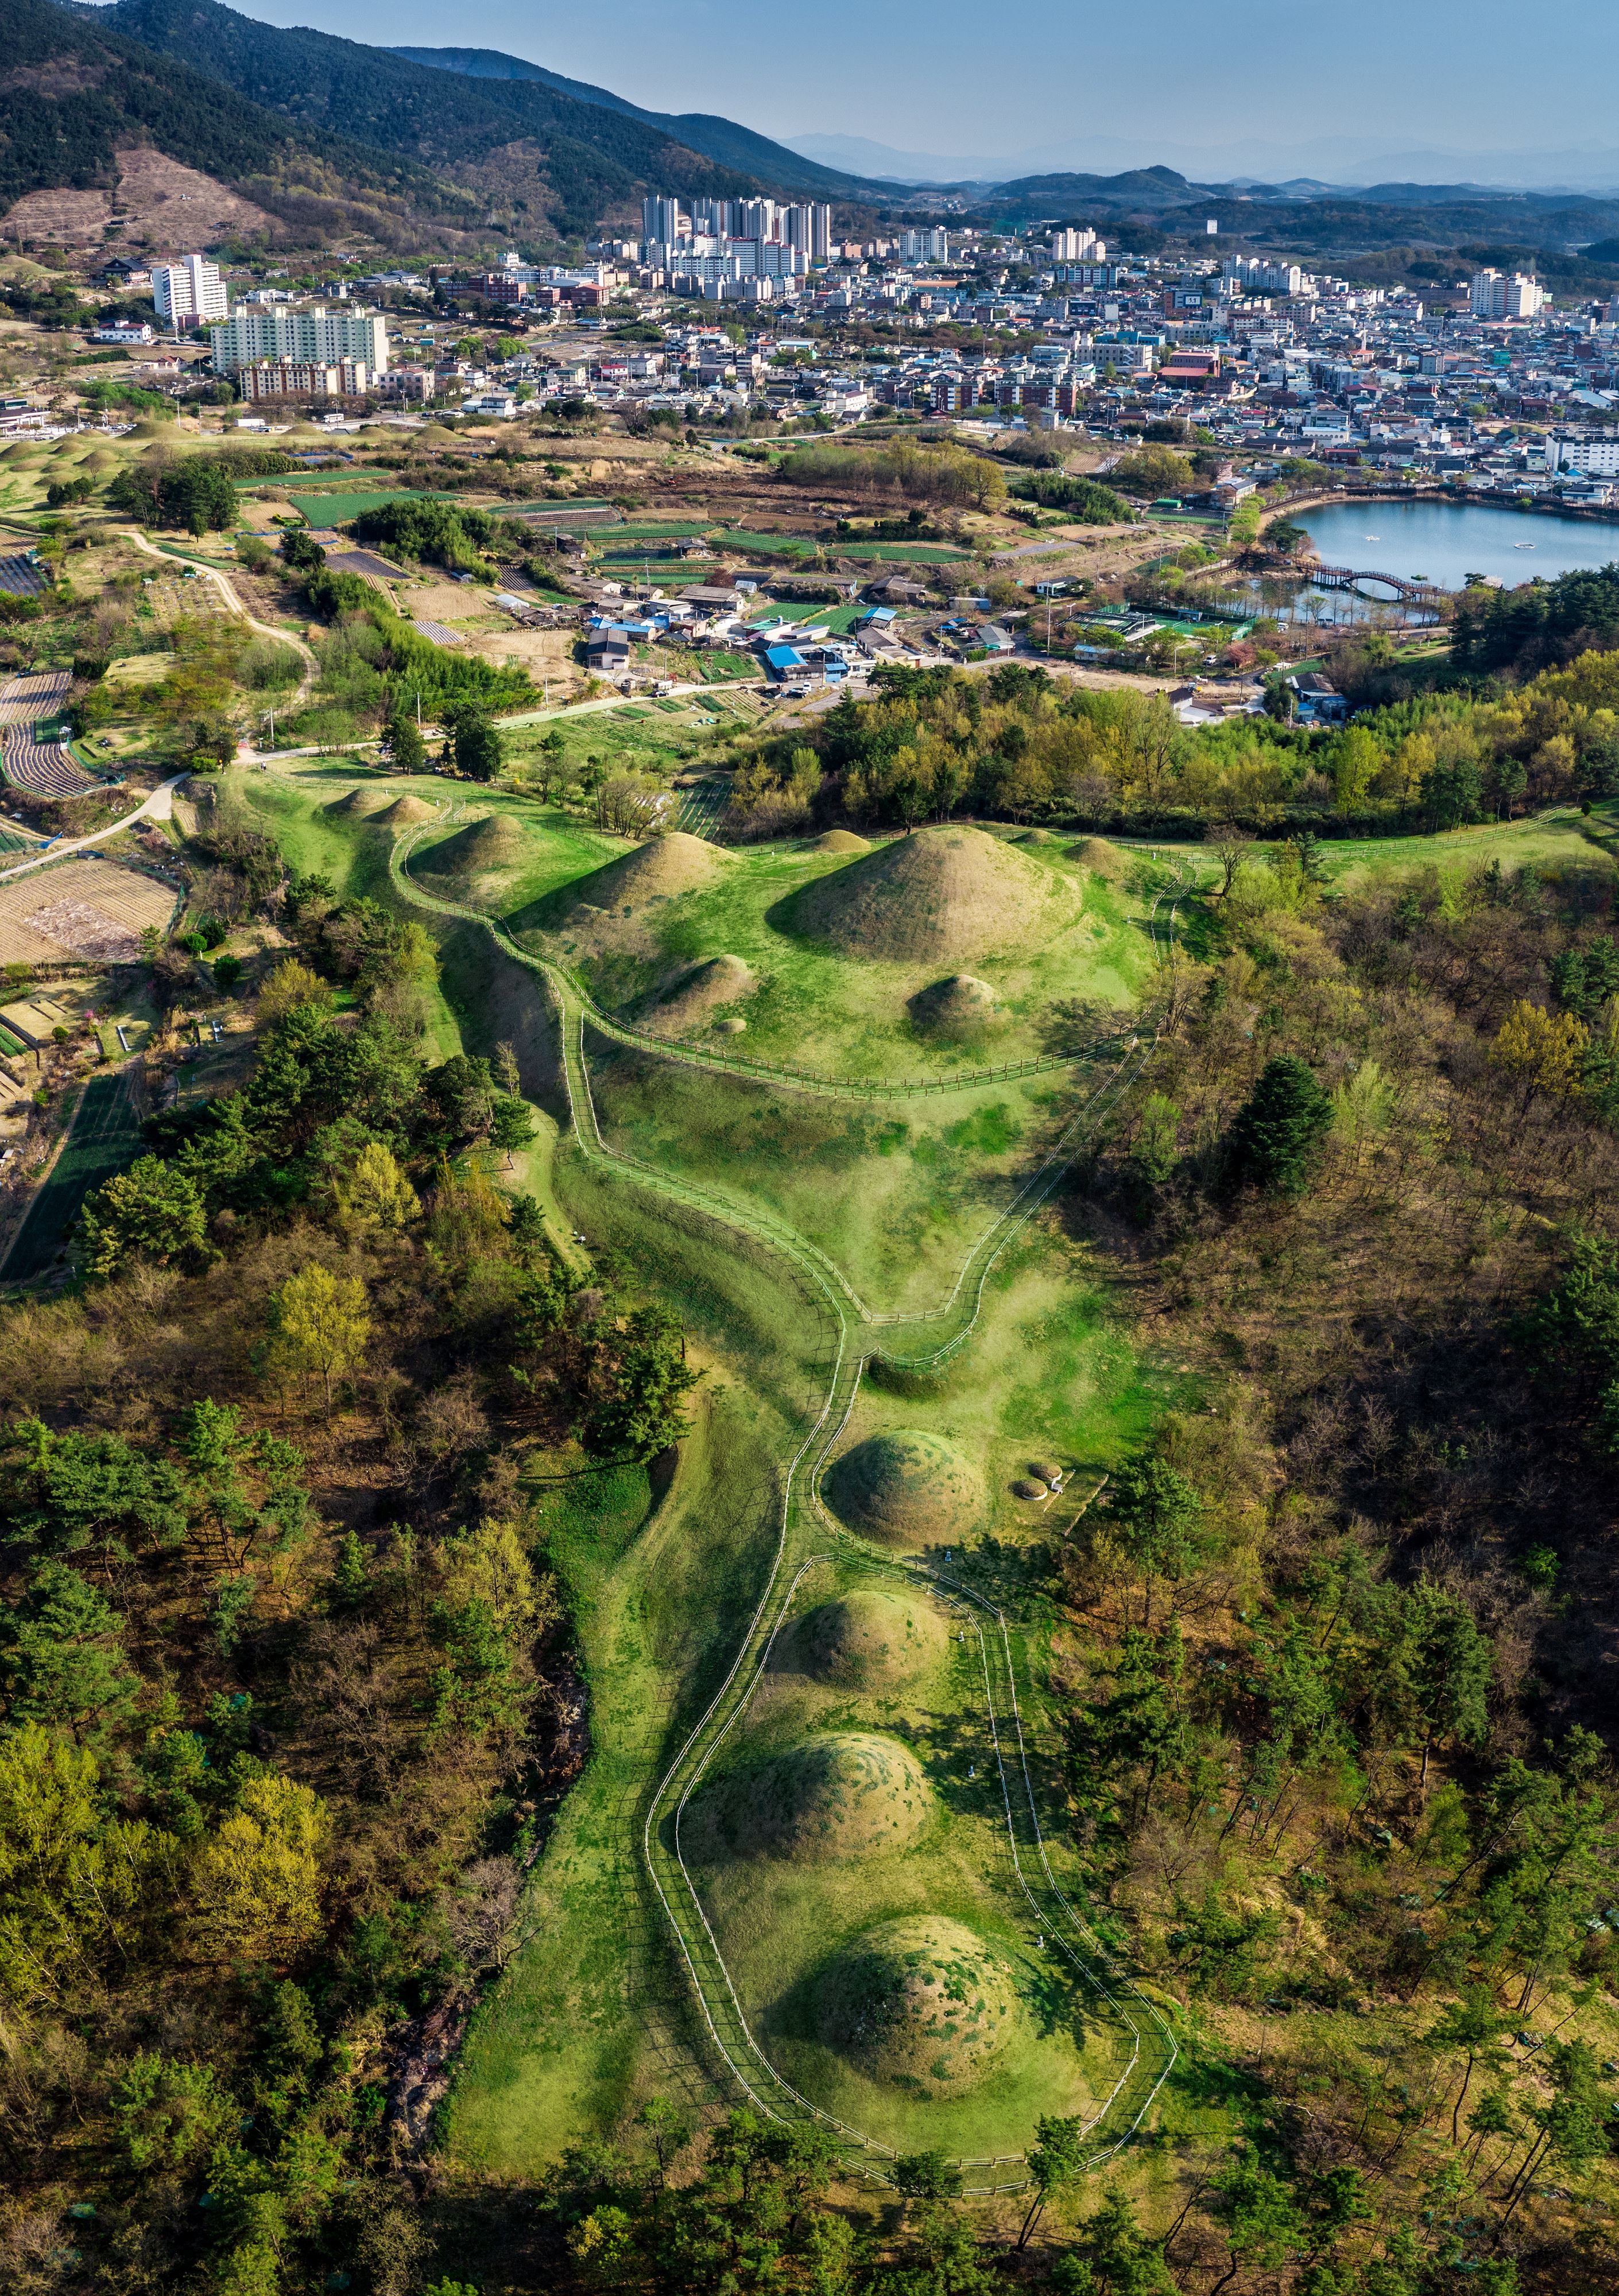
[241,359,371,402]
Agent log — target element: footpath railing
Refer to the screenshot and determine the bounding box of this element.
[392,815,1121,1103]
[380,796,1188,2185]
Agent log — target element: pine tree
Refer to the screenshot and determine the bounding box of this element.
[1226,1054,1334,1199]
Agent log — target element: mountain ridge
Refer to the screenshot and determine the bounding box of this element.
[0,0,470,239]
[388,46,870,199]
[86,0,773,238]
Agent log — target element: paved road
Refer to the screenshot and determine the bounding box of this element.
[0,774,187,883]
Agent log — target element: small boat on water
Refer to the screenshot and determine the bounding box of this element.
[1365,533,1380,540]
[1514,542,1535,549]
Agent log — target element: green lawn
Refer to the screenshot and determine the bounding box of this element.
[487,827,1159,1081]
[230,765,471,1059]
[444,1166,1173,2173]
[687,1551,1124,2155]
[286,489,453,523]
[1149,806,1616,895]
[363,767,1188,2179]
[587,1046,1065,1318]
[3,1069,141,1285]
[447,1213,828,2170]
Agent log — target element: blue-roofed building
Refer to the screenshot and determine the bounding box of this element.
[764,643,807,681]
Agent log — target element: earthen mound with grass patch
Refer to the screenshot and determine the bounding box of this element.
[809,828,871,855]
[641,953,755,1037]
[791,1589,950,1690]
[1068,836,1126,881]
[563,831,726,917]
[785,824,1074,964]
[417,813,530,882]
[690,1732,934,1862]
[825,1430,983,1549]
[815,1915,1024,2095]
[375,794,437,826]
[327,786,392,818]
[908,974,998,1037]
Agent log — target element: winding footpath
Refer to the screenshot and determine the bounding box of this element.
[381,808,1186,2189]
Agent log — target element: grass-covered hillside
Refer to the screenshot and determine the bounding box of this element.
[11,397,1619,2296]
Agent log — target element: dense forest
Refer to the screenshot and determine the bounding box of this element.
[0,0,466,235]
[720,608,1619,839]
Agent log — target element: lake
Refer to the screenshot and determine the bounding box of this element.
[1297,497,1619,593]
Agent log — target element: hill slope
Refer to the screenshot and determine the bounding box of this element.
[92,0,772,234]
[0,0,458,231]
[389,45,869,198]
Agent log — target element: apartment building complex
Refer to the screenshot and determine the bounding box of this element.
[640,195,832,269]
[1470,269,1547,320]
[208,305,389,377]
[239,359,373,402]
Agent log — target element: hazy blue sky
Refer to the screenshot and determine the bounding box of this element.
[234,0,1618,169]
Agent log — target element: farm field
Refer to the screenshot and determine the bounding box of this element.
[0,856,177,964]
[2,1067,141,1284]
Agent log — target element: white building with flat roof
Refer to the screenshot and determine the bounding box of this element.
[1470,269,1546,319]
[153,254,230,325]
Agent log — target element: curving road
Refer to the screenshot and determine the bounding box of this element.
[121,530,320,712]
[0,773,188,883]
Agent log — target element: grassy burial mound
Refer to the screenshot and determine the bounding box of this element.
[639,953,756,1037]
[784,825,1076,965]
[808,829,871,855]
[325,785,393,817]
[415,812,531,890]
[375,794,439,826]
[558,830,726,920]
[791,1589,951,1690]
[1069,836,1126,881]
[689,1732,935,1862]
[908,973,998,1043]
[814,1915,1025,2096]
[824,1430,984,1550]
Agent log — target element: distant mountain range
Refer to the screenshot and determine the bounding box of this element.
[7,0,1619,276]
[5,0,881,255]
[789,128,1619,196]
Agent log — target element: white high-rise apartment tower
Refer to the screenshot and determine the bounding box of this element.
[153,254,230,325]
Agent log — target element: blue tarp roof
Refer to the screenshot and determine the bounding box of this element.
[765,645,806,668]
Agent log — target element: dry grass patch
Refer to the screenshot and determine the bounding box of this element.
[0,858,176,964]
